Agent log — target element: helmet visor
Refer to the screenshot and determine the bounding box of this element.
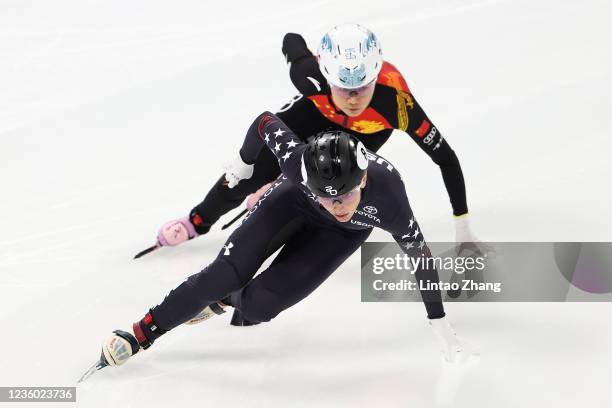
[329,80,376,99]
[316,185,361,207]
[329,79,375,96]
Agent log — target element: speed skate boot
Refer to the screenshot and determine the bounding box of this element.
[185,301,227,325]
[78,330,142,383]
[78,313,164,382]
[101,330,141,366]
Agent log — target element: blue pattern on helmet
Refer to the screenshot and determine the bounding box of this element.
[320,34,333,54]
[337,64,367,87]
[365,31,378,52]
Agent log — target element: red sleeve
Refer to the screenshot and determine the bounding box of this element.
[376,61,410,93]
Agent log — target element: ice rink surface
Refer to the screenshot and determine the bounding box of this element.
[1,0,611,406]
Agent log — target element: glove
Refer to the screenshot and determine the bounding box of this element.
[454,214,479,242]
[282,33,311,63]
[431,318,480,407]
[157,217,199,247]
[454,214,494,257]
[428,317,465,363]
[223,154,254,189]
[246,182,274,210]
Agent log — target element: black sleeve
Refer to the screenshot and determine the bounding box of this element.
[405,96,468,216]
[239,112,308,187]
[282,33,329,97]
[386,185,445,319]
[275,95,333,143]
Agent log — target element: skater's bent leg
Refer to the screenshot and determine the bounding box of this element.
[151,258,251,331]
[191,149,280,230]
[227,217,307,326]
[231,226,372,323]
[136,180,303,344]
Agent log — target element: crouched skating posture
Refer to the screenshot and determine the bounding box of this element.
[82,112,465,381]
[155,23,482,257]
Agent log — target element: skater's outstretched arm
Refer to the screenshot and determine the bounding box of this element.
[401,92,468,217]
[374,169,445,319]
[280,32,468,217]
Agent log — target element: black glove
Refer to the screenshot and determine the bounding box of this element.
[282,33,312,63]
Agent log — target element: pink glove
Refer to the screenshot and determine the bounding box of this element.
[157,217,199,246]
[246,182,274,210]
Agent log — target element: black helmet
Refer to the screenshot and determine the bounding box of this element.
[302,130,369,197]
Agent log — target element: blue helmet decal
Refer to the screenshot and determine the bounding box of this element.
[337,64,367,87]
[365,31,378,52]
[320,33,333,54]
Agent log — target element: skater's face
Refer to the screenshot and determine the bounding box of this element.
[318,174,367,223]
[330,81,376,117]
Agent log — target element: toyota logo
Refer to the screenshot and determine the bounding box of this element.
[363,206,378,214]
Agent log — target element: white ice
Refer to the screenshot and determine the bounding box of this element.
[1,0,611,407]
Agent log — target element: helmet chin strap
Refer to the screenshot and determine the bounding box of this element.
[359,174,367,189]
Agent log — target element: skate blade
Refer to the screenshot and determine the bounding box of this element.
[77,358,107,383]
[133,243,160,259]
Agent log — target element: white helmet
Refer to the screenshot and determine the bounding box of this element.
[317,24,383,89]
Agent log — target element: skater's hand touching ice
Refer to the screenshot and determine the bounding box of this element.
[454,214,495,257]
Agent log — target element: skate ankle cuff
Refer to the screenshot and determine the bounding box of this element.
[189,210,213,235]
[132,321,151,349]
[133,312,167,349]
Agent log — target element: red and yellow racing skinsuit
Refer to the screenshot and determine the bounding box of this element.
[189,33,468,235]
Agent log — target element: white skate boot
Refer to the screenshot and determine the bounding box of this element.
[78,330,142,383]
[102,330,141,366]
[185,302,227,325]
